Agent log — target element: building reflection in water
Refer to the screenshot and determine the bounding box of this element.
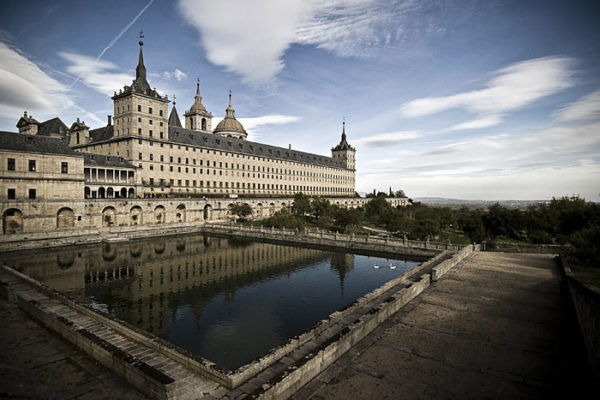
[2,234,419,370]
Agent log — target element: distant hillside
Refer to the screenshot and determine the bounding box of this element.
[413,197,549,209]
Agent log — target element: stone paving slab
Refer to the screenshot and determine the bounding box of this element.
[304,252,594,400]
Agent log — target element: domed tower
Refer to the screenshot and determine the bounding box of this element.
[331,121,356,170]
[184,79,212,132]
[213,91,247,139]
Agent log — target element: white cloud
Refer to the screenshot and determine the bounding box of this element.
[238,114,301,140]
[177,0,414,83]
[400,57,575,126]
[353,131,420,147]
[163,68,187,81]
[60,52,132,96]
[554,88,600,122]
[177,0,310,83]
[357,122,600,200]
[0,42,73,120]
[447,115,502,131]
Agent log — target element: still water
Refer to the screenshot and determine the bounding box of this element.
[2,234,421,370]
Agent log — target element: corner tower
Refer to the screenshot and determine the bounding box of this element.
[184,80,212,132]
[111,36,169,140]
[331,121,356,170]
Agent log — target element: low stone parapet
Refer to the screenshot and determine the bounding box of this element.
[559,255,600,390]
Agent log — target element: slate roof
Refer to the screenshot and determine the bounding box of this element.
[88,125,115,143]
[83,153,136,169]
[169,105,182,128]
[168,126,343,169]
[0,131,79,156]
[38,117,68,137]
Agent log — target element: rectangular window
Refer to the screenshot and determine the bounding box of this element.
[170,179,174,186]
[186,180,189,187]
[61,162,68,173]
[160,155,164,162]
[149,120,153,125]
[178,179,182,186]
[28,160,36,172]
[169,156,173,162]
[138,105,142,112]
[7,158,15,171]
[170,166,173,172]
[149,178,154,185]
[159,110,163,117]
[149,107,153,114]
[149,130,153,137]
[28,189,36,199]
[7,188,15,199]
[160,132,163,138]
[138,128,142,135]
[160,165,164,171]
[149,154,153,160]
[139,152,142,160]
[138,117,142,122]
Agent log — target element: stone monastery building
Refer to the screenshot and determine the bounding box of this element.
[0,39,356,203]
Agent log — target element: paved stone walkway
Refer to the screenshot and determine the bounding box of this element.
[0,297,147,400]
[299,252,593,399]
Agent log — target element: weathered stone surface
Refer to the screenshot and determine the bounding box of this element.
[305,252,594,400]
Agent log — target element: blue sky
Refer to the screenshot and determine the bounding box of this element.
[1,0,599,200]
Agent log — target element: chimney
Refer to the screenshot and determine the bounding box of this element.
[288,144,291,150]
[107,115,112,126]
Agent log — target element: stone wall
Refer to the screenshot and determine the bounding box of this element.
[559,255,600,389]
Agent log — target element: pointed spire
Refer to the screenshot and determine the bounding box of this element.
[196,78,200,96]
[188,80,207,113]
[225,90,235,118]
[341,118,347,142]
[136,31,146,82]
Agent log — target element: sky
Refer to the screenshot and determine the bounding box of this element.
[0,0,599,200]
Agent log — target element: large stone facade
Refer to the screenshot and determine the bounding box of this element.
[0,39,411,235]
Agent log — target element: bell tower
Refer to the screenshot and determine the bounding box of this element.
[184,79,212,132]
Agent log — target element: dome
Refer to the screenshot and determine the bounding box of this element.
[214,117,246,135]
[213,92,247,139]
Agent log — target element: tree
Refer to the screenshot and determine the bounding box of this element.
[395,189,406,198]
[230,203,253,220]
[311,197,332,220]
[292,193,312,216]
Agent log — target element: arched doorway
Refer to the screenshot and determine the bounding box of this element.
[56,207,75,228]
[107,187,114,198]
[3,208,23,234]
[203,204,212,221]
[128,188,135,198]
[130,206,143,225]
[269,203,275,216]
[256,203,263,217]
[84,187,91,199]
[176,204,186,222]
[120,188,127,198]
[98,187,106,199]
[102,206,116,227]
[154,205,166,224]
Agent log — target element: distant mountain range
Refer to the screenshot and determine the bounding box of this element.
[412,197,549,209]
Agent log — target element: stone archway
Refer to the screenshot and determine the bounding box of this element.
[120,188,127,198]
[154,205,166,224]
[84,187,91,199]
[128,188,135,198]
[56,207,75,228]
[3,208,23,234]
[269,203,275,216]
[107,187,114,198]
[203,204,212,221]
[102,206,116,227]
[98,187,106,199]
[256,203,263,217]
[130,206,143,225]
[176,204,186,222]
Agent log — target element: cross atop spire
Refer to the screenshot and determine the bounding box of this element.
[173,94,176,106]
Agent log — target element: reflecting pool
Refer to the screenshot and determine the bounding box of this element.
[1,234,421,370]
